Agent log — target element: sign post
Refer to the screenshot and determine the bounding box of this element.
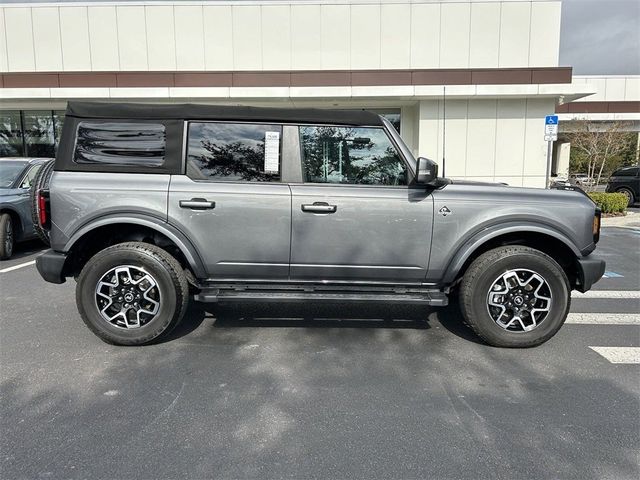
[544,115,559,188]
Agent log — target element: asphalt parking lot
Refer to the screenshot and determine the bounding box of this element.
[1,227,639,480]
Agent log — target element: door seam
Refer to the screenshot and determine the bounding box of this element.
[287,183,293,281]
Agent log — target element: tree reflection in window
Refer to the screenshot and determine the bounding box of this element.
[187,123,281,182]
[300,126,407,186]
[0,111,24,157]
[23,111,55,158]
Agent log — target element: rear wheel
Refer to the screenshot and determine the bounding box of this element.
[459,246,570,347]
[616,187,635,206]
[30,160,54,246]
[76,242,189,345]
[0,213,14,260]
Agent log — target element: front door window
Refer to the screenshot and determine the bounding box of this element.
[299,126,407,186]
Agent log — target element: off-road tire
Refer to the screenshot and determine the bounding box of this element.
[0,213,14,260]
[76,242,189,346]
[616,187,635,206]
[459,245,570,348]
[30,160,55,246]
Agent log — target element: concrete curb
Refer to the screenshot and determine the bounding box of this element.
[601,211,640,228]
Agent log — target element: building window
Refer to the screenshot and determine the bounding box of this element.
[0,110,66,158]
[378,111,401,133]
[186,122,282,182]
[0,111,24,157]
[53,111,65,151]
[23,110,55,157]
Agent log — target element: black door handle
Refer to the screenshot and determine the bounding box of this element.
[301,202,337,214]
[179,198,216,210]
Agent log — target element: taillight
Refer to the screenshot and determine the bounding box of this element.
[37,190,49,228]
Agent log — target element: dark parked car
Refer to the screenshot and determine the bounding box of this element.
[0,158,49,259]
[606,166,640,206]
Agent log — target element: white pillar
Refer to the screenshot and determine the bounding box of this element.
[416,99,443,167]
[556,142,571,178]
[400,105,418,156]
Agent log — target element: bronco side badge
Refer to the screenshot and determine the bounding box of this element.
[438,206,452,217]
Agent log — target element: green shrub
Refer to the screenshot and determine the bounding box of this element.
[588,192,628,213]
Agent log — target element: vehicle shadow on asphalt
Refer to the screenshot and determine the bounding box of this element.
[164,300,484,345]
[1,239,46,263]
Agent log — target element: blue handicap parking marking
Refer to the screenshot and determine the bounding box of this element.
[603,271,624,278]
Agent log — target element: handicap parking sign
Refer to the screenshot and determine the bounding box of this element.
[544,115,559,141]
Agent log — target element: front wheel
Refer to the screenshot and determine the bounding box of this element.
[459,246,570,347]
[0,213,14,260]
[616,187,635,206]
[76,242,189,345]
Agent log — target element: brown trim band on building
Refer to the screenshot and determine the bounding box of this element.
[556,101,640,114]
[0,67,572,89]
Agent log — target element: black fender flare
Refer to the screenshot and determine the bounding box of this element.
[64,214,207,279]
[441,222,582,284]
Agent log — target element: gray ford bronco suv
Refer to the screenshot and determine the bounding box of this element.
[35,102,605,347]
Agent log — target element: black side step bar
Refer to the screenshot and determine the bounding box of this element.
[194,286,448,307]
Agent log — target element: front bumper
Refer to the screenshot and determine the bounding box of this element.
[576,256,606,293]
[35,250,67,284]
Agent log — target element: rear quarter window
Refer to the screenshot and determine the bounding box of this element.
[73,122,166,167]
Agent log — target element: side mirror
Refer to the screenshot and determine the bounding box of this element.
[415,157,438,185]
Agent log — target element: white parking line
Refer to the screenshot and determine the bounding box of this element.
[0,260,36,274]
[589,347,640,364]
[572,290,640,299]
[566,313,640,325]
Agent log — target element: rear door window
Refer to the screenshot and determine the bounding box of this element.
[74,122,166,167]
[186,122,282,182]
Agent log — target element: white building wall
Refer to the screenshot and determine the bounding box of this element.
[4,7,35,72]
[32,7,63,72]
[571,76,640,102]
[117,6,148,71]
[0,9,7,72]
[0,1,562,73]
[262,5,292,70]
[59,7,92,71]
[416,98,555,187]
[204,6,234,70]
[469,2,500,68]
[555,142,570,178]
[88,6,120,71]
[146,6,177,71]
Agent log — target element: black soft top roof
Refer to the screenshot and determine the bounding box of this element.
[66,102,384,126]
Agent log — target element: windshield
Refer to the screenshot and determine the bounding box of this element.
[0,161,27,189]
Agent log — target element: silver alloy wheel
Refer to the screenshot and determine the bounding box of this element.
[94,265,161,329]
[5,219,13,257]
[618,188,632,205]
[486,269,552,332]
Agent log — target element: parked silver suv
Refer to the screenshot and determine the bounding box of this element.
[36,102,605,347]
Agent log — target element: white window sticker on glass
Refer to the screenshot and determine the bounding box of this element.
[264,131,280,173]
